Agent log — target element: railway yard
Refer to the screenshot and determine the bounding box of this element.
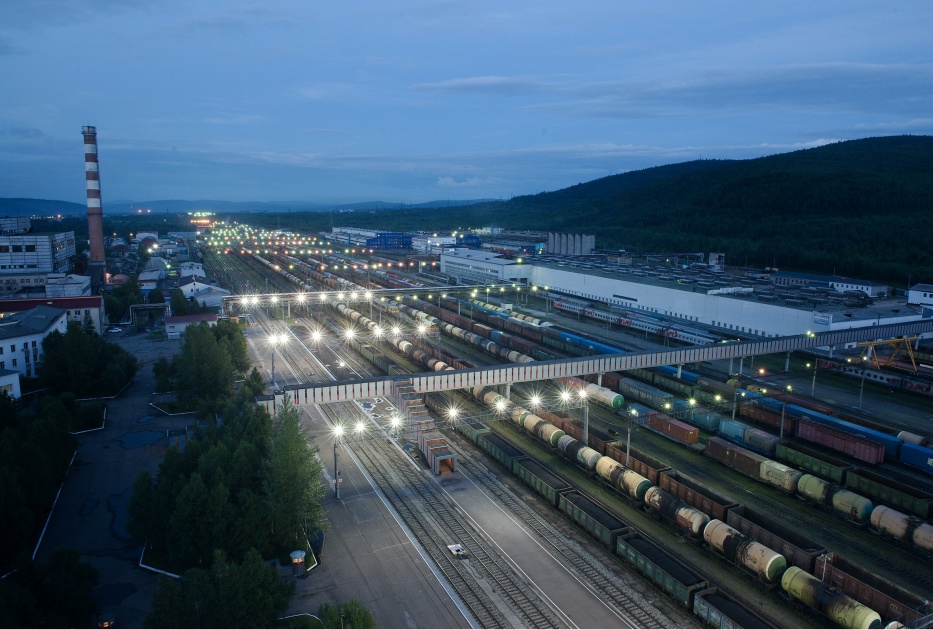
[201,231,933,629]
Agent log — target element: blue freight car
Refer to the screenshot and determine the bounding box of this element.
[898,442,933,476]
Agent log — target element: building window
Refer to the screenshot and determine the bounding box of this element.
[9,345,13,353]
[25,244,35,252]
[12,359,16,367]
[11,245,22,252]
[0,362,4,369]
[31,340,36,348]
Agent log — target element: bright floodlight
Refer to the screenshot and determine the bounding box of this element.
[390,415,401,428]
[338,292,345,299]
[630,408,638,416]
[333,424,344,437]
[496,400,506,412]
[391,326,401,337]
[365,291,373,300]
[250,296,258,305]
[530,395,541,407]
[560,391,571,403]
[344,328,356,340]
[578,389,587,400]
[417,324,426,334]
[310,330,321,342]
[271,295,278,304]
[355,421,365,434]
[448,407,459,420]
[373,325,383,338]
[297,293,306,303]
[689,398,696,406]
[350,291,358,300]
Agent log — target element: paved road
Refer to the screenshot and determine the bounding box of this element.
[35,334,182,628]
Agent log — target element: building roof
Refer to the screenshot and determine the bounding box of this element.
[0,305,66,340]
[910,283,933,292]
[165,313,218,325]
[179,275,209,287]
[0,296,102,313]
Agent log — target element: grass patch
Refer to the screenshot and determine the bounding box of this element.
[70,400,106,432]
[154,399,198,414]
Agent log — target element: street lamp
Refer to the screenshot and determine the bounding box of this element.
[780,385,793,439]
[858,355,869,410]
[333,424,343,499]
[268,332,285,387]
[732,389,745,420]
[806,361,817,396]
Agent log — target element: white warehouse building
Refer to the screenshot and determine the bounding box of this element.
[439,249,929,338]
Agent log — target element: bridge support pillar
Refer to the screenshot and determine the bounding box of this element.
[504,382,511,400]
[676,364,682,379]
[738,357,744,375]
[728,357,733,375]
[785,351,791,372]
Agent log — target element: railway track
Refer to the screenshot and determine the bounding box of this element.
[450,440,672,629]
[335,410,564,629]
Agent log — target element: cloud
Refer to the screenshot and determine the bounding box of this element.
[533,63,933,119]
[2,126,46,140]
[436,176,490,188]
[413,75,552,96]
[201,114,265,125]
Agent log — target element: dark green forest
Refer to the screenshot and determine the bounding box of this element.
[31,135,933,285]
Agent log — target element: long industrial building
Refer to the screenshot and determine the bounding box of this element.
[439,248,930,339]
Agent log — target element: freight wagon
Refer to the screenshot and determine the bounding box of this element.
[845,468,933,519]
[558,491,630,548]
[703,437,802,494]
[512,457,572,507]
[898,442,933,476]
[795,419,886,465]
[814,553,932,626]
[477,433,527,471]
[659,469,740,523]
[775,441,854,484]
[692,587,773,629]
[726,505,828,573]
[605,442,672,485]
[615,531,709,608]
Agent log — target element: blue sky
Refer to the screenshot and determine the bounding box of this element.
[1,1,931,204]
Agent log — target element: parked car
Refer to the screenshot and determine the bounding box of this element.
[108,327,122,333]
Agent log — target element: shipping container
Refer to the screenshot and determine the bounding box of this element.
[693,587,773,629]
[844,468,933,518]
[478,433,527,471]
[659,469,739,522]
[898,442,933,476]
[740,404,796,436]
[796,419,885,465]
[558,491,629,548]
[775,441,853,484]
[686,410,722,432]
[789,406,902,459]
[614,532,708,608]
[726,505,827,573]
[814,553,932,625]
[512,457,572,507]
[645,414,699,444]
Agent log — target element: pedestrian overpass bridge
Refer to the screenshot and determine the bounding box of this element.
[257,320,933,415]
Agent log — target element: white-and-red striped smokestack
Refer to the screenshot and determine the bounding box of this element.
[83,125,106,264]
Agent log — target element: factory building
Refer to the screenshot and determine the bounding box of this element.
[908,284,933,308]
[411,234,457,253]
[0,229,77,296]
[327,227,412,250]
[165,313,217,339]
[439,249,927,338]
[439,248,531,285]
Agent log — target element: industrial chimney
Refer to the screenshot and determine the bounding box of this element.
[82,126,106,264]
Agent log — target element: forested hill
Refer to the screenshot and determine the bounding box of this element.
[324,135,931,285]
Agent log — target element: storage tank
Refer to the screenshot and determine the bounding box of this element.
[870,506,933,552]
[511,407,530,427]
[538,423,566,448]
[781,566,882,629]
[703,519,786,582]
[524,415,545,435]
[896,431,932,447]
[644,486,709,536]
[596,457,651,500]
[576,446,602,470]
[758,460,802,493]
[584,382,624,409]
[798,475,873,522]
